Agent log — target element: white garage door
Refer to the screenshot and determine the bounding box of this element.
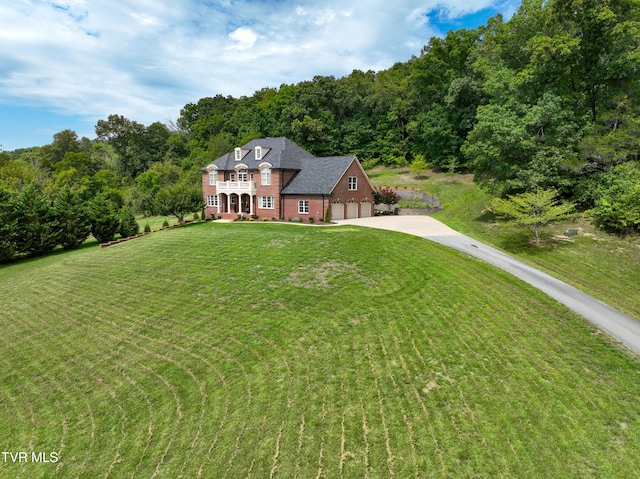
[346,201,359,219]
[360,201,372,218]
[331,202,344,221]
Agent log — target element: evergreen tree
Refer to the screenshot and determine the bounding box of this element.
[0,187,17,263]
[54,186,91,250]
[88,194,120,243]
[13,185,60,256]
[118,207,139,238]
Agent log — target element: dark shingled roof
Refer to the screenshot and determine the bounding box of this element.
[203,137,315,171]
[280,156,356,195]
[202,137,371,196]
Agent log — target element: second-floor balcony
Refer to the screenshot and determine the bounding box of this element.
[216,181,257,195]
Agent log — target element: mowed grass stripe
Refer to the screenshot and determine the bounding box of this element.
[398,261,636,477]
[1,312,105,478]
[2,222,640,478]
[13,275,220,477]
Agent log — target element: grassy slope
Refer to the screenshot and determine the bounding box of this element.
[1,222,640,478]
[368,167,640,320]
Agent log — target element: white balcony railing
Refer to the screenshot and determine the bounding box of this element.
[216,181,256,195]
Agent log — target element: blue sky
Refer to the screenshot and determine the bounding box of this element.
[0,0,519,151]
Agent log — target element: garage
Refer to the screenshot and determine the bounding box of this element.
[331,202,344,221]
[360,201,372,218]
[346,201,359,219]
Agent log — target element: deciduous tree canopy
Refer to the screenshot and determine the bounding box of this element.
[2,0,639,263]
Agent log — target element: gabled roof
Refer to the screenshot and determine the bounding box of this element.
[203,137,315,171]
[202,137,375,196]
[281,156,356,195]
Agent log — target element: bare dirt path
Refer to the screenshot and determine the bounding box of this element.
[338,216,640,355]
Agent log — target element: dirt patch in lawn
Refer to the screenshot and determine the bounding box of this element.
[287,260,367,289]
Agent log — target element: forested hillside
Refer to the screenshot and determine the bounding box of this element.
[1,0,639,262]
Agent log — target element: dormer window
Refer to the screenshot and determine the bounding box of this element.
[234,147,242,161]
[255,146,263,160]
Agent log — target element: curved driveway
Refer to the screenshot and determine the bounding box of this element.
[338,216,640,355]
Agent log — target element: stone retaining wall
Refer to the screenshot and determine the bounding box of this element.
[396,207,443,215]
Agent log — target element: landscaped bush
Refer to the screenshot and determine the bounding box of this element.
[324,206,331,223]
[119,207,140,238]
[374,187,400,208]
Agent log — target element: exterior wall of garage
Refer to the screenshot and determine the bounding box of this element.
[282,195,327,221]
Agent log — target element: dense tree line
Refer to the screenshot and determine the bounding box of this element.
[2,0,639,262]
[0,183,140,262]
[0,123,201,262]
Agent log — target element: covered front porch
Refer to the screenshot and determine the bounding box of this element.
[213,193,256,219]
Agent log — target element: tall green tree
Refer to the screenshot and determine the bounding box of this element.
[87,194,120,243]
[54,186,91,250]
[95,115,149,178]
[39,129,81,171]
[13,185,60,256]
[549,0,640,122]
[131,161,181,215]
[178,95,238,146]
[590,161,640,235]
[0,187,16,263]
[155,180,203,224]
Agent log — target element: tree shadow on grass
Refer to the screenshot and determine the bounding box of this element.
[497,231,538,254]
[496,230,572,256]
[476,210,495,223]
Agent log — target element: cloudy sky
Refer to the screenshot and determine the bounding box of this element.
[0,0,519,151]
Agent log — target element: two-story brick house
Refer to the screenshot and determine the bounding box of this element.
[201,137,376,221]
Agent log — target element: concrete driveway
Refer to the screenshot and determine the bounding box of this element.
[338,216,640,355]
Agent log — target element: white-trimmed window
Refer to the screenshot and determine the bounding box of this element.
[298,200,309,214]
[209,170,217,185]
[238,169,247,182]
[261,168,271,185]
[348,176,357,190]
[255,146,263,160]
[259,196,274,209]
[234,147,242,161]
[206,195,219,207]
[230,173,235,181]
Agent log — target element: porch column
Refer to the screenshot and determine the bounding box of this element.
[227,194,231,214]
[249,194,254,216]
[216,194,221,214]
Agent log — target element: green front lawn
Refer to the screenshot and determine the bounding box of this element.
[368,167,640,320]
[1,222,640,478]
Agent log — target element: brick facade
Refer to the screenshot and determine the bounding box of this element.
[201,138,376,221]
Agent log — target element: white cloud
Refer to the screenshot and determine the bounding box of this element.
[228,27,258,50]
[0,0,519,142]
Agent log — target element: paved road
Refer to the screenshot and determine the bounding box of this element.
[338,216,640,355]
